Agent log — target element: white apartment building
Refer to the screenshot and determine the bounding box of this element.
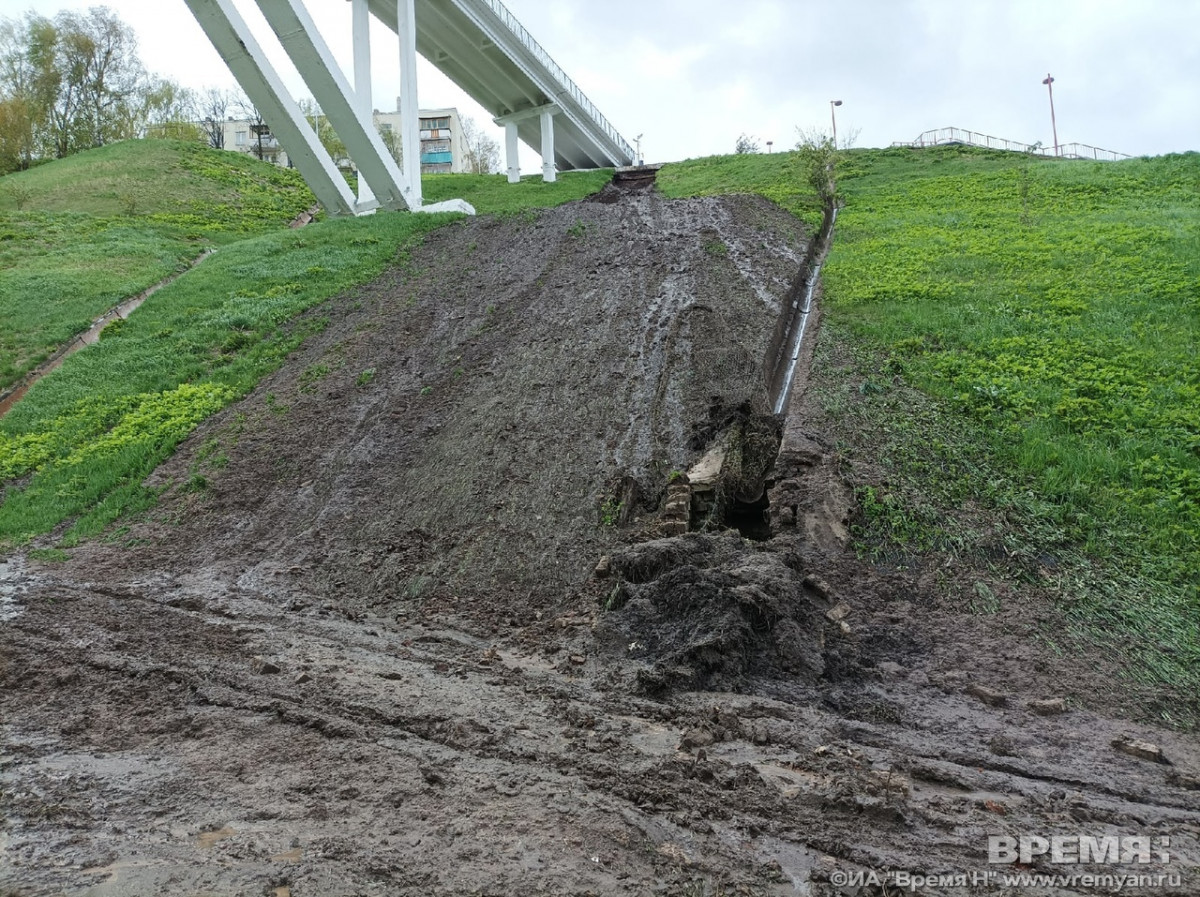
[374,105,466,174]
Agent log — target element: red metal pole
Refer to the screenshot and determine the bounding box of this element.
[1042,74,1059,157]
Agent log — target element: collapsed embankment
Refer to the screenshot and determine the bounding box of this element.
[66,188,808,623]
[2,186,1198,897]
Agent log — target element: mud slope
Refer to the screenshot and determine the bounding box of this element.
[2,190,1198,897]
[79,189,806,624]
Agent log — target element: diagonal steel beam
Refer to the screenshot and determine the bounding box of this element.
[253,0,417,211]
[184,0,357,217]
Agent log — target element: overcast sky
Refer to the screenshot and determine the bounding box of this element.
[3,0,1197,166]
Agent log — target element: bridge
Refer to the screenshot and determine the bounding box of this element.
[185,0,636,216]
[893,127,1131,162]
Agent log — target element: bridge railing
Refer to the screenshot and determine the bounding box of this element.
[473,0,634,160]
[893,127,1131,161]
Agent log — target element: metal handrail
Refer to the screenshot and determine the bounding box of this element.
[892,127,1130,161]
[472,0,634,160]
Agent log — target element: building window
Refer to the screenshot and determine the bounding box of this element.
[235,130,248,146]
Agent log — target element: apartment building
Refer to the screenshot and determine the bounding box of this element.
[373,105,466,174]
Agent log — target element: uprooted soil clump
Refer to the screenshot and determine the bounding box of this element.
[599,532,830,693]
[2,188,1198,896]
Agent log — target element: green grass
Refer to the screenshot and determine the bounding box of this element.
[824,147,1200,585]
[0,211,453,546]
[663,145,1200,718]
[0,139,316,390]
[0,148,609,391]
[0,139,313,219]
[823,146,1200,711]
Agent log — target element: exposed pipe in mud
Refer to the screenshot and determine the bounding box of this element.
[764,203,839,416]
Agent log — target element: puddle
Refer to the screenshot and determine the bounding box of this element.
[196,825,237,849]
[0,251,213,419]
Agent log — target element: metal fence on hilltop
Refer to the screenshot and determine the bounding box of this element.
[892,127,1131,161]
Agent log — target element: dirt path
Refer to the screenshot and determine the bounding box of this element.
[2,189,1197,896]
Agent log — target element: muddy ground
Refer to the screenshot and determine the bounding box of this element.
[2,187,1198,896]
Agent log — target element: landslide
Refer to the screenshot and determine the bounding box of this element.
[79,189,807,623]
[3,187,1199,897]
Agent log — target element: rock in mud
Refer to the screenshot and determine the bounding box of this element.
[965,683,1008,707]
[1028,697,1068,715]
[1112,737,1170,764]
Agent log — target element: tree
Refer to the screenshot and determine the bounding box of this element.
[0,96,34,173]
[793,129,839,207]
[0,7,157,161]
[40,8,148,155]
[197,86,234,149]
[376,122,402,167]
[735,133,760,154]
[0,17,41,170]
[460,115,499,174]
[298,97,345,164]
[139,77,197,140]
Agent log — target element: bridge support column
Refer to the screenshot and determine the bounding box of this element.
[497,103,563,184]
[396,0,422,205]
[505,122,520,183]
[540,109,556,183]
[352,0,375,212]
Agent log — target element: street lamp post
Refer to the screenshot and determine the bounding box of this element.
[1042,74,1059,157]
[830,99,843,148]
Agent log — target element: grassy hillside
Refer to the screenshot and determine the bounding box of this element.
[424,168,613,214]
[666,145,1200,713]
[6,137,1197,713]
[0,212,455,546]
[0,140,317,389]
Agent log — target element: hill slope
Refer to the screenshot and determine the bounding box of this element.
[0,140,317,389]
[3,179,1199,896]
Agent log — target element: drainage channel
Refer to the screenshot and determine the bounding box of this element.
[765,204,839,416]
[0,250,214,419]
[666,200,840,540]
